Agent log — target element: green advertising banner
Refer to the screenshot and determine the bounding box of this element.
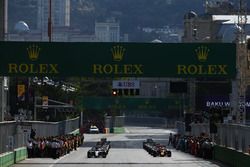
[79,97,186,110]
[0,42,236,78]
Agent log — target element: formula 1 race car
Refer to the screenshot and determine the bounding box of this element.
[87,138,111,158]
[143,139,171,157]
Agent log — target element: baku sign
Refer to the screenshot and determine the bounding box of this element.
[0,42,236,78]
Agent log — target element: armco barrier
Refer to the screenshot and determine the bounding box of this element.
[0,152,14,167]
[14,147,27,163]
[214,145,250,167]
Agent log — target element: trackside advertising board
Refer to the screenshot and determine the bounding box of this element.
[0,42,236,78]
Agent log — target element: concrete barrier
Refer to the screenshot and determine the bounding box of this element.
[14,147,27,163]
[214,145,250,167]
[113,127,125,134]
[0,152,14,167]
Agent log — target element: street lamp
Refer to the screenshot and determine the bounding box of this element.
[48,0,52,42]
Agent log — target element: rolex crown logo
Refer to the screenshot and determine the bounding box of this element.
[27,45,40,61]
[111,45,125,61]
[195,46,209,62]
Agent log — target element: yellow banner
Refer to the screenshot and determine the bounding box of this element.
[42,96,48,108]
[17,84,25,101]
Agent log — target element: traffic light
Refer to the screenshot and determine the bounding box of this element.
[112,89,118,96]
[123,89,129,96]
[112,89,140,96]
[135,89,140,95]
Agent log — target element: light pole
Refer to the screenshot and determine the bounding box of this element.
[235,40,247,124]
[0,77,4,121]
[48,0,52,42]
[231,0,248,124]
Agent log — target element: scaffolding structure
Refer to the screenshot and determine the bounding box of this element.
[233,0,248,124]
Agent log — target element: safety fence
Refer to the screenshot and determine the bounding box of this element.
[0,117,79,167]
[176,122,250,166]
[124,116,170,127]
[189,123,250,153]
[0,117,79,154]
[0,121,19,154]
[175,121,185,135]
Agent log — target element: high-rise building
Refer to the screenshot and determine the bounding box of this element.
[205,0,235,15]
[37,0,70,33]
[95,18,120,42]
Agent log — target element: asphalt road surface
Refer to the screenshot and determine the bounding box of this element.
[13,126,228,167]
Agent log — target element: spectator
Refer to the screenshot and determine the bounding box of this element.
[30,129,36,139]
[168,133,173,146]
[27,140,33,158]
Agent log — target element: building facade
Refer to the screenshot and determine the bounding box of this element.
[95,18,120,42]
[37,0,70,34]
[182,2,250,123]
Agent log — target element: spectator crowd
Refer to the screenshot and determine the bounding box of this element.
[27,133,84,159]
[169,133,215,159]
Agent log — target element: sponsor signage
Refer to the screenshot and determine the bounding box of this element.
[199,96,250,111]
[0,42,236,78]
[112,80,140,89]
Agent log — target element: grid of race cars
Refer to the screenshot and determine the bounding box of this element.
[87,138,172,158]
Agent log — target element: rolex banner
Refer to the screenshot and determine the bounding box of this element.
[0,42,236,78]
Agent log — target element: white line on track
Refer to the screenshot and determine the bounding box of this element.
[48,152,69,167]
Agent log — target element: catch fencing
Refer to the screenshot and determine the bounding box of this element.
[0,117,79,154]
[178,122,250,153]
